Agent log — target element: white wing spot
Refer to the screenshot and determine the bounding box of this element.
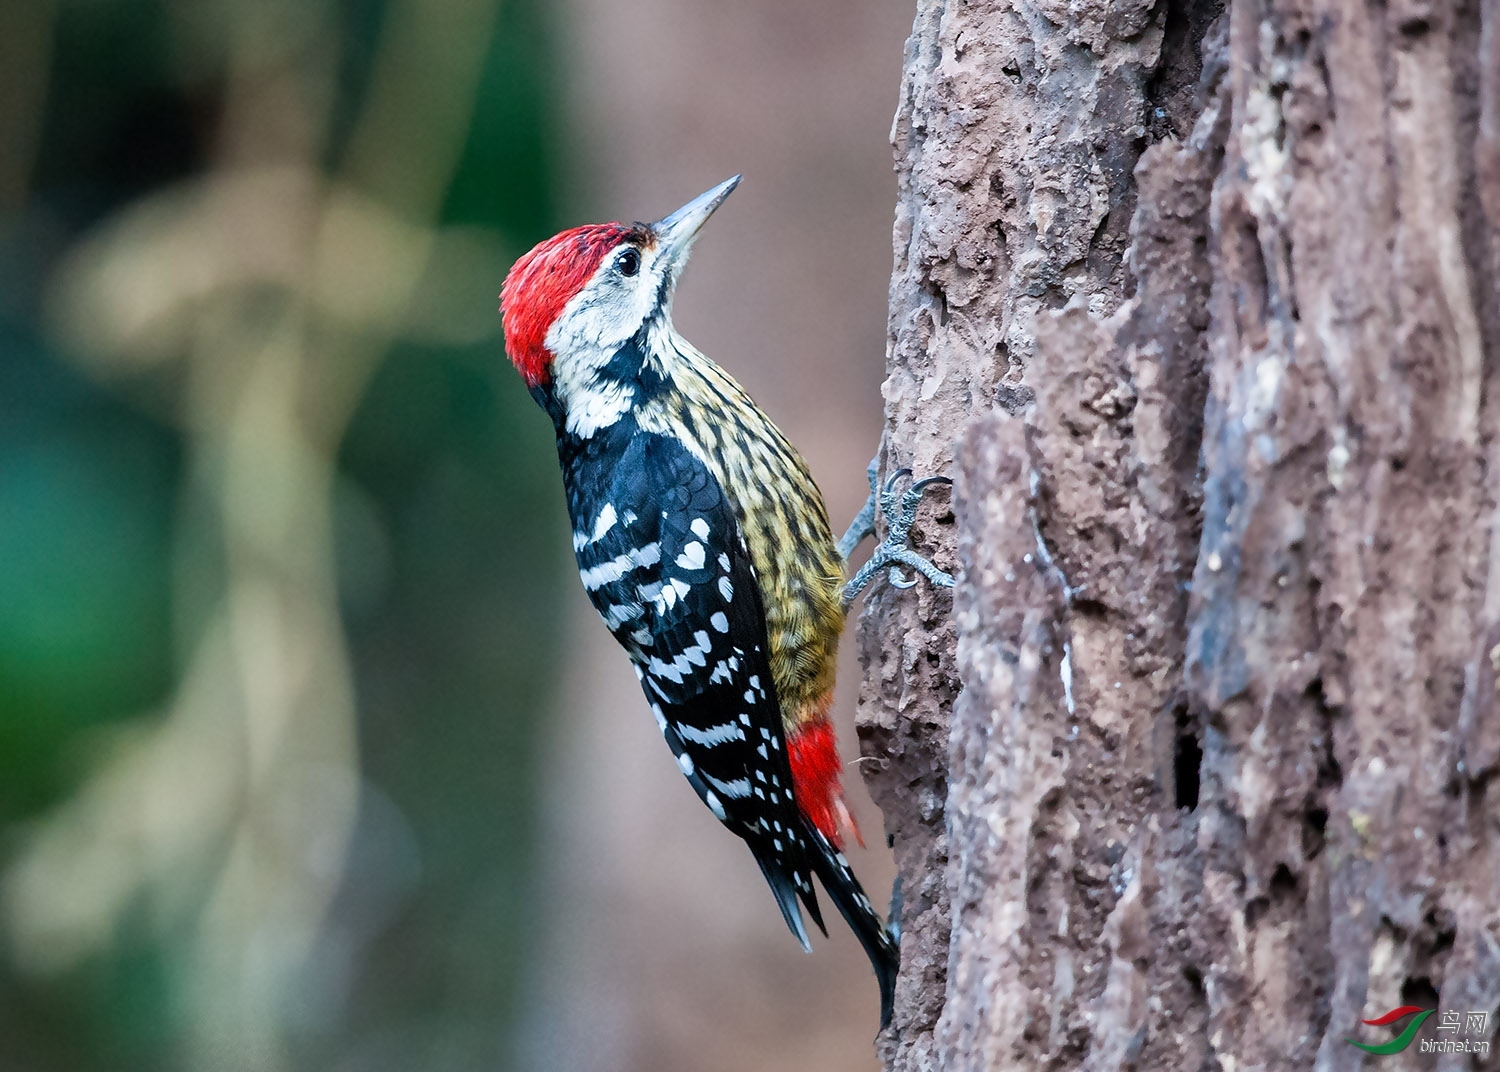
[677,721,740,747]
[591,502,618,543]
[678,752,695,776]
[648,656,684,684]
[704,789,726,820]
[604,602,643,629]
[710,611,730,633]
[702,772,752,798]
[719,577,734,601]
[691,518,711,539]
[676,541,707,571]
[580,542,661,591]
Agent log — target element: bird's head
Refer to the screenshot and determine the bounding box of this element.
[500,175,740,394]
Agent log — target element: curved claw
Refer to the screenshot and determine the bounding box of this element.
[888,874,904,946]
[888,567,918,589]
[908,474,953,494]
[883,467,914,495]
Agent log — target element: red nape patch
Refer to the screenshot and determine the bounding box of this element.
[499,223,633,387]
[788,718,863,850]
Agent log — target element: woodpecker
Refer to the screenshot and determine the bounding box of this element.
[499,176,951,1029]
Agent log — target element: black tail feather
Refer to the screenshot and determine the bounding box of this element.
[798,873,829,940]
[753,829,898,1029]
[753,851,817,951]
[807,828,900,1030]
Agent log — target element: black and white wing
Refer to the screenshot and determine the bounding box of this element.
[570,431,826,945]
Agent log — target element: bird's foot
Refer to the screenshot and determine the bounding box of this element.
[841,467,954,610]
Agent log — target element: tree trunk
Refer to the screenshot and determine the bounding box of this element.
[859,1,1500,1069]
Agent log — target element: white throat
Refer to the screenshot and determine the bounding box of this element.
[552,348,637,438]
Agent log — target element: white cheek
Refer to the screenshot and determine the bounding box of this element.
[550,295,631,357]
[546,266,661,359]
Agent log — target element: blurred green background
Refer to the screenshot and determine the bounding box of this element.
[0,1,912,1069]
[0,1,565,1068]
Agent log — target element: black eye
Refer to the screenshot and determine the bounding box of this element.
[616,247,641,276]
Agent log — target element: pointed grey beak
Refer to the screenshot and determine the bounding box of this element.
[653,175,741,270]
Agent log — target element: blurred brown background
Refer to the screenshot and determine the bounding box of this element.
[0,1,912,1069]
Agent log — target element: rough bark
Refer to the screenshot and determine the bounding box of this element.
[859,1,1500,1069]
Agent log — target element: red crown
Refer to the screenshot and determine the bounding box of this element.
[499,223,635,387]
